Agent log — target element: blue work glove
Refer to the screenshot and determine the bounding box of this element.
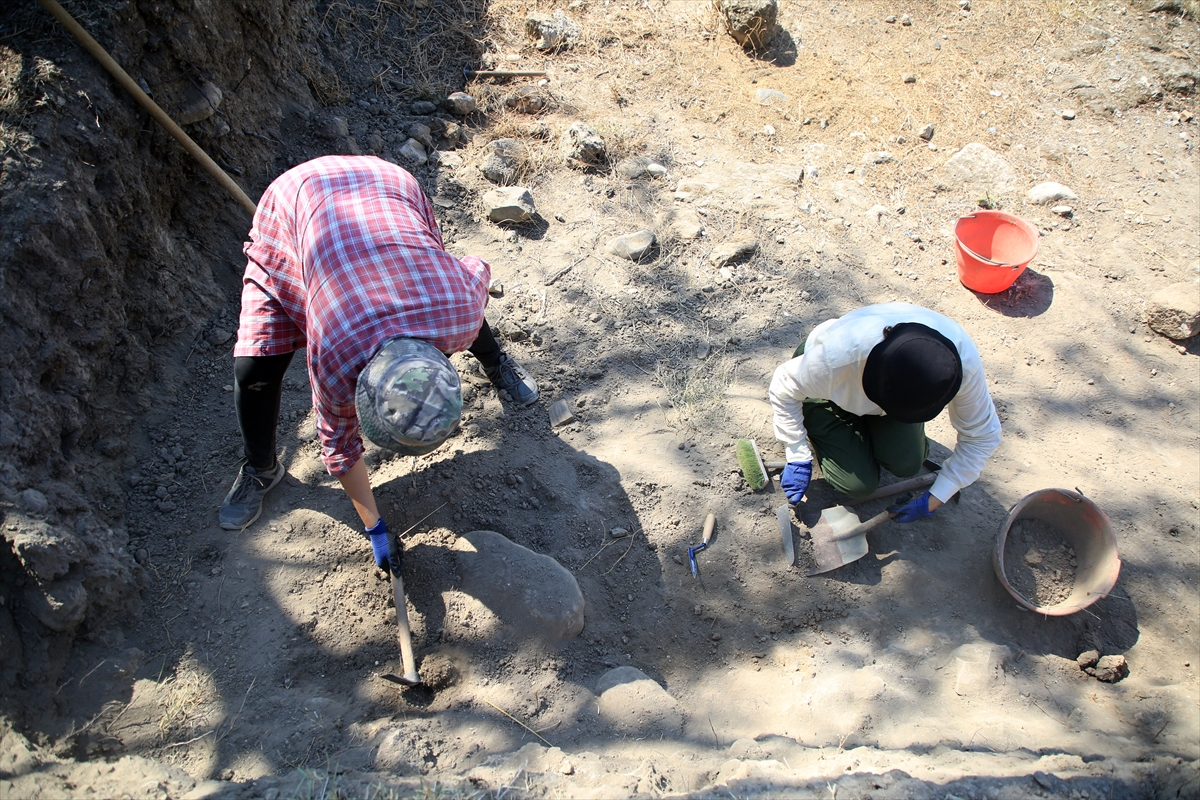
[891,490,938,523]
[781,461,813,505]
[366,518,402,574]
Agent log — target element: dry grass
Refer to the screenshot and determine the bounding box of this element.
[656,351,738,434]
[156,654,219,744]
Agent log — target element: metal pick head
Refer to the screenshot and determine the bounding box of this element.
[380,672,422,687]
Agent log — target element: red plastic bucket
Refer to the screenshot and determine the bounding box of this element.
[954,211,1040,294]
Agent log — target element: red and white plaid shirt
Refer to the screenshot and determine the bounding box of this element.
[235,156,490,476]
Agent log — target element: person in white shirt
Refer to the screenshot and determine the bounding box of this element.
[768,303,1001,522]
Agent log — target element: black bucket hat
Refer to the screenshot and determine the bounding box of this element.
[862,322,963,423]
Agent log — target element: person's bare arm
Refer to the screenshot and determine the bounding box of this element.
[337,458,381,528]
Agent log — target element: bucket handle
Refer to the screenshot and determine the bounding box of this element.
[957,214,1038,269]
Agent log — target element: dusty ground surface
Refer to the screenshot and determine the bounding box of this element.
[1,0,1199,798]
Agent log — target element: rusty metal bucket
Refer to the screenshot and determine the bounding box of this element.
[994,488,1121,616]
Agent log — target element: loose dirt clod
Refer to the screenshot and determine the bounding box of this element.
[1004,519,1077,607]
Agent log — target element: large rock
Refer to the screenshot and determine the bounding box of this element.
[453,530,584,640]
[525,10,579,50]
[1145,282,1200,340]
[398,138,428,167]
[479,138,524,185]
[717,0,779,51]
[595,666,684,734]
[936,143,1018,193]
[560,123,606,166]
[482,187,536,223]
[606,230,656,261]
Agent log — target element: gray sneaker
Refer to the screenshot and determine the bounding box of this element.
[219,461,285,530]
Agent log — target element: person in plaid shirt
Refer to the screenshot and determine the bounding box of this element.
[220,156,539,569]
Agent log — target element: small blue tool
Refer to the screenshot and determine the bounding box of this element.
[688,513,716,578]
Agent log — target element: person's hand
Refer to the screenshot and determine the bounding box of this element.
[890,490,938,523]
[366,518,402,574]
[781,461,813,504]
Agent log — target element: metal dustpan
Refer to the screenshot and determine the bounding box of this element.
[805,471,938,576]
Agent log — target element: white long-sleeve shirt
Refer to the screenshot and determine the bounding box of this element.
[769,303,1001,503]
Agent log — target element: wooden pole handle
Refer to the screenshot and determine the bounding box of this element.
[37,0,258,216]
[701,513,716,545]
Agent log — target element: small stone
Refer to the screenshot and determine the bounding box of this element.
[1061,109,1076,120]
[1027,181,1078,205]
[900,13,912,25]
[411,100,437,115]
[919,123,935,141]
[443,92,477,115]
[646,162,668,178]
[803,164,819,181]
[1145,282,1200,340]
[406,122,434,150]
[1051,205,1074,217]
[549,399,576,427]
[479,138,524,185]
[885,15,896,23]
[1023,549,1044,567]
[606,230,657,261]
[135,548,148,565]
[483,187,537,223]
[902,73,917,83]
[763,124,776,136]
[560,759,574,775]
[958,0,970,9]
[1077,650,1101,669]
[869,151,894,164]
[610,527,629,539]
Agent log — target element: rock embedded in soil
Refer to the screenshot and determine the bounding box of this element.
[1027,181,1078,204]
[658,208,704,240]
[525,10,579,50]
[1145,282,1200,341]
[177,81,223,125]
[709,237,759,267]
[937,143,1018,193]
[483,187,537,223]
[717,0,779,51]
[453,530,584,640]
[410,100,437,115]
[606,230,656,261]
[479,138,524,185]
[595,666,685,734]
[443,92,477,116]
[18,489,49,514]
[919,123,935,141]
[560,122,606,165]
[315,115,349,140]
[406,122,434,150]
[398,138,428,167]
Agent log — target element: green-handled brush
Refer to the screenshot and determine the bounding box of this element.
[735,438,770,491]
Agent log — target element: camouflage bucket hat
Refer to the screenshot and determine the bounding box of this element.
[355,338,462,456]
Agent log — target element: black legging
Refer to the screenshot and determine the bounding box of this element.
[234,320,503,469]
